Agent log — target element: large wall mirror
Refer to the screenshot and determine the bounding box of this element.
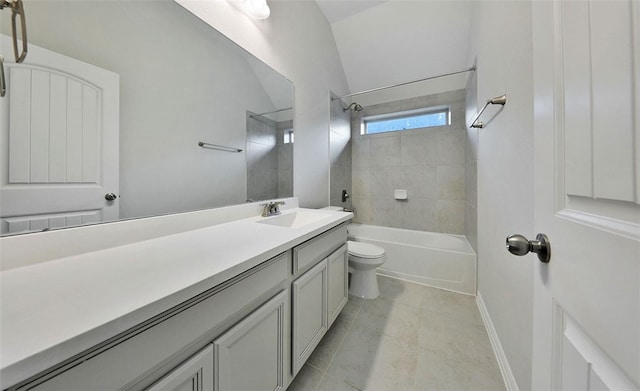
[0,0,294,236]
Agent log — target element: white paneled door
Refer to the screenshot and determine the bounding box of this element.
[0,36,119,235]
[532,1,639,390]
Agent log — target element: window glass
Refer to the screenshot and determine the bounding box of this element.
[283,129,294,143]
[363,107,450,135]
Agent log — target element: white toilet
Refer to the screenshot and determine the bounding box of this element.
[347,240,386,299]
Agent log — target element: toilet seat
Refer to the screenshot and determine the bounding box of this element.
[347,241,385,259]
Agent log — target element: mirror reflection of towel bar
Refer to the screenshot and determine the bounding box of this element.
[1,0,29,98]
[198,141,243,153]
[1,0,28,63]
[0,56,6,97]
[10,0,27,63]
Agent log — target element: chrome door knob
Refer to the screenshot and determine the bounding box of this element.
[105,193,118,201]
[506,233,551,263]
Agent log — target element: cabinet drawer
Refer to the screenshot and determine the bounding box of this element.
[23,253,289,391]
[293,223,347,276]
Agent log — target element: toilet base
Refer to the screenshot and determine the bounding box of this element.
[348,268,380,299]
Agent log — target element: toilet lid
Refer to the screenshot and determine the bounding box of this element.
[347,241,385,258]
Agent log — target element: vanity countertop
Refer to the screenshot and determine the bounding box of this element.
[0,207,352,388]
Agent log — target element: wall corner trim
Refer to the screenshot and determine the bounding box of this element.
[476,291,520,391]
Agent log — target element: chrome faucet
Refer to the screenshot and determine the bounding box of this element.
[261,201,286,217]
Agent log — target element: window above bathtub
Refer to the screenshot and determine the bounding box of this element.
[360,106,450,135]
[283,129,294,144]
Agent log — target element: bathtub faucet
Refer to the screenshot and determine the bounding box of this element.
[341,189,350,203]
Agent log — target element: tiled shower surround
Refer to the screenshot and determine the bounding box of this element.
[350,90,467,234]
[246,113,293,201]
[330,98,353,209]
[277,120,294,198]
[464,70,479,253]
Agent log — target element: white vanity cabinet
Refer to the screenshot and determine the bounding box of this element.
[147,345,214,391]
[214,290,287,391]
[291,224,348,375]
[18,253,289,391]
[6,219,350,391]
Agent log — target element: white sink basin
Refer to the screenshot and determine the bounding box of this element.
[257,210,329,229]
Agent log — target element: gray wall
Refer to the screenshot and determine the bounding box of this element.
[466,1,535,389]
[329,98,352,209]
[350,90,467,234]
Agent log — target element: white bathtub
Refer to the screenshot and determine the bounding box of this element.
[347,224,476,295]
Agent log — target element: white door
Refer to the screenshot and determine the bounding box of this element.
[531,1,640,390]
[0,35,119,235]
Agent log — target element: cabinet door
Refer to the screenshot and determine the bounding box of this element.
[291,259,328,375]
[214,290,287,391]
[327,244,348,327]
[147,344,213,391]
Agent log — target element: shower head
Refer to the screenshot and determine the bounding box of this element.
[343,102,363,112]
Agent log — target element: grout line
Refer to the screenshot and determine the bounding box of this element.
[314,372,327,391]
[307,283,501,391]
[315,301,363,390]
[305,362,324,372]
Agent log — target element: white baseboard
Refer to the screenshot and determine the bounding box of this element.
[476,291,519,391]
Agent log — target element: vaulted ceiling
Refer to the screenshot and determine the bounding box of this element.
[315,0,474,102]
[315,0,388,23]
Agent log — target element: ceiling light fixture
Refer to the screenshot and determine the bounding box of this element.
[244,0,270,19]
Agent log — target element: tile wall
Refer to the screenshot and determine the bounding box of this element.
[246,113,293,201]
[350,90,467,234]
[464,70,478,252]
[330,98,353,209]
[278,120,294,198]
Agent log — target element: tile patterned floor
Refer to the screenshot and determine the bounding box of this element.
[287,275,506,391]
